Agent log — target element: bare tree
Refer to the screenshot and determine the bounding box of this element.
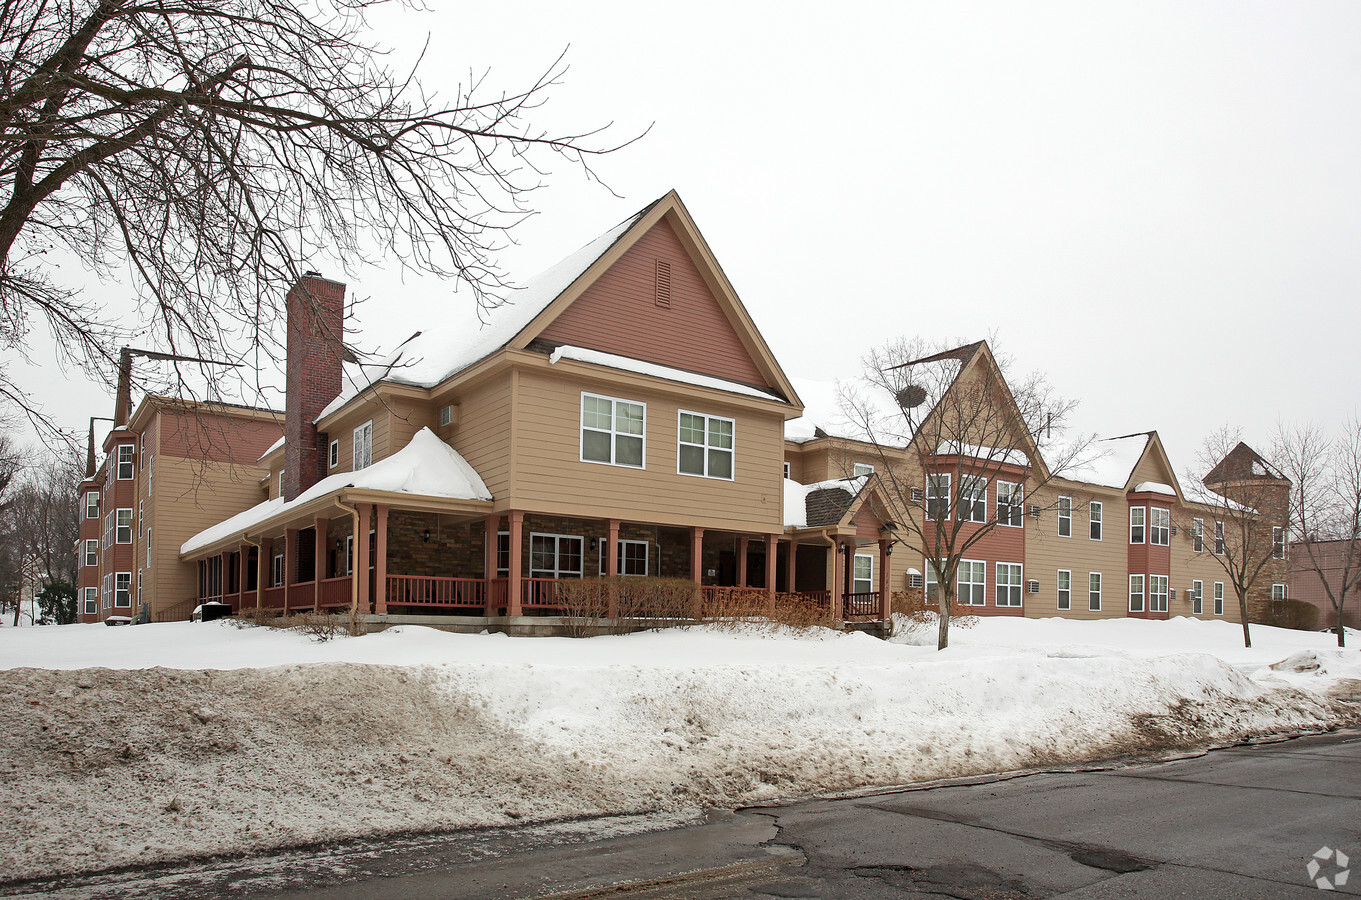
[1,0,635,429]
[1275,419,1361,647]
[839,338,1091,650]
[1180,427,1291,649]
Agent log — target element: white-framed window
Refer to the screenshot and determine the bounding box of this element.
[146,528,152,568]
[496,531,508,577]
[140,434,146,468]
[1192,518,1204,553]
[926,473,951,521]
[146,455,153,495]
[83,587,98,616]
[102,572,111,609]
[530,533,585,579]
[1129,574,1145,613]
[783,462,791,479]
[103,509,114,548]
[1129,506,1146,544]
[85,491,99,519]
[925,558,943,605]
[1150,574,1169,612]
[84,539,98,567]
[1089,501,1102,540]
[353,420,374,470]
[1272,583,1286,602]
[117,444,134,480]
[1192,580,1203,615]
[114,572,131,608]
[1273,527,1285,559]
[1150,507,1170,546]
[137,569,142,606]
[138,499,144,537]
[1213,581,1224,615]
[995,563,1023,607]
[581,394,645,468]
[278,470,285,496]
[853,554,874,594]
[959,476,987,523]
[272,552,285,587]
[600,539,650,577]
[1089,572,1102,611]
[997,481,1022,527]
[329,440,339,468]
[1214,521,1225,555]
[958,559,986,606]
[1057,569,1072,610]
[341,535,354,577]
[1058,496,1072,537]
[853,462,875,478]
[677,410,733,479]
[439,404,454,427]
[115,508,132,544]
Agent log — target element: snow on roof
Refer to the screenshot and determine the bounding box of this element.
[182,428,491,555]
[1181,480,1257,514]
[314,206,651,423]
[549,346,784,401]
[259,435,284,461]
[784,378,842,443]
[936,441,1030,468]
[1132,481,1176,496]
[1068,434,1150,489]
[783,475,869,528]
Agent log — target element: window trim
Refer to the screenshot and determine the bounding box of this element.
[852,462,875,478]
[529,532,586,580]
[115,508,132,544]
[146,527,152,568]
[84,539,98,567]
[957,558,986,606]
[1192,579,1203,615]
[1214,520,1225,555]
[581,393,646,469]
[1057,495,1072,537]
[116,444,134,480]
[1149,507,1170,546]
[272,552,286,587]
[353,420,374,470]
[1149,574,1169,613]
[926,473,951,522]
[329,439,339,469]
[1129,506,1146,545]
[1272,583,1286,602]
[958,476,987,523]
[676,409,734,480]
[1273,527,1285,559]
[83,586,98,616]
[84,491,99,519]
[114,572,131,608]
[852,553,875,594]
[1213,581,1224,615]
[783,462,791,480]
[1089,572,1102,611]
[1192,517,1204,553]
[1129,574,1145,613]
[997,481,1023,528]
[599,539,650,577]
[1089,500,1102,540]
[1057,569,1071,611]
[995,562,1023,607]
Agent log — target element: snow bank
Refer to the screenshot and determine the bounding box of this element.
[0,619,1357,881]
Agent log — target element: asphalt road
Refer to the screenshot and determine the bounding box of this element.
[13,728,1361,899]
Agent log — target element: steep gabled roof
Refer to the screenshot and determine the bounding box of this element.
[783,475,870,528]
[1204,441,1288,485]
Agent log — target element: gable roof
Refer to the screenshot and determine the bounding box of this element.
[783,475,870,528]
[319,191,800,423]
[1204,441,1288,485]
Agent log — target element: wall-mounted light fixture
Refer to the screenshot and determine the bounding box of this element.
[422,529,431,544]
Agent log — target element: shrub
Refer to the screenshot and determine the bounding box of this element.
[290,612,350,642]
[888,589,978,640]
[232,605,284,628]
[1260,599,1321,631]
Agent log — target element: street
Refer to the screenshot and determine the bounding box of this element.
[11,728,1360,899]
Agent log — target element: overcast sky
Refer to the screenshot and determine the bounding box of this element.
[19,1,1361,476]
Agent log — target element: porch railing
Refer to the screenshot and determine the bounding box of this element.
[843,591,883,618]
[319,576,350,608]
[387,574,486,608]
[262,586,286,610]
[155,598,196,623]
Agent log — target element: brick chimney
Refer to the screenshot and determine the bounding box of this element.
[284,272,346,501]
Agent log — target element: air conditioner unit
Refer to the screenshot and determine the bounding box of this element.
[1169,588,1177,600]
[907,574,924,589]
[1170,526,1178,537]
[1027,580,1039,594]
[1028,505,1042,518]
[910,488,925,502]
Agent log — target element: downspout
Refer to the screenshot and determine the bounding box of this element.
[816,527,840,622]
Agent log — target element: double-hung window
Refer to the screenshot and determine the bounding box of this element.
[1129,574,1145,612]
[146,456,153,495]
[1213,582,1224,615]
[852,462,875,478]
[1273,527,1285,559]
[926,474,950,521]
[1191,580,1203,614]
[1088,572,1102,611]
[600,540,650,577]
[84,539,99,567]
[83,587,98,616]
[1058,496,1072,537]
[1149,574,1169,612]
[329,440,339,469]
[1272,583,1287,602]
[272,553,285,587]
[496,531,509,577]
[677,411,733,479]
[1214,521,1225,555]
[85,491,99,519]
[853,555,874,594]
[957,559,986,606]
[1089,501,1102,540]
[530,533,584,579]
[114,573,131,608]
[353,421,373,470]
[997,481,1022,527]
[115,508,132,544]
[146,528,152,568]
[116,444,134,480]
[1150,508,1169,546]
[995,563,1022,607]
[103,510,114,548]
[1057,569,1072,610]
[1129,507,1146,544]
[582,394,645,468]
[1192,518,1204,553]
[959,476,987,523]
[925,559,944,605]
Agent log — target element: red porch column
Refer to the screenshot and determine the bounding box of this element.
[218,550,228,600]
[878,538,892,623]
[765,533,777,613]
[355,504,371,614]
[483,514,499,614]
[284,528,298,614]
[690,527,704,620]
[256,538,269,609]
[831,540,845,621]
[606,518,620,618]
[785,539,798,594]
[239,542,251,612]
[374,505,389,614]
[737,537,749,588]
[313,516,327,611]
[506,510,523,617]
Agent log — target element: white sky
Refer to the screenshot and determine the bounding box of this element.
[14,1,1361,476]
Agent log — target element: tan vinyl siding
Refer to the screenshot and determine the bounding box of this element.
[449,377,514,500]
[1024,482,1129,619]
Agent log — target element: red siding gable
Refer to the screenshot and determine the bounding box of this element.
[538,219,768,388]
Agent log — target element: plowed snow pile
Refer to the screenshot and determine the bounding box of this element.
[1,617,1357,881]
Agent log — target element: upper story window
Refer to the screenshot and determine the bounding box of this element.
[582,393,644,468]
[1150,507,1170,546]
[116,444,135,480]
[997,481,1023,527]
[353,421,374,470]
[1273,527,1285,559]
[1272,583,1286,602]
[926,473,950,521]
[1192,518,1204,553]
[329,440,339,469]
[677,411,733,479]
[1129,506,1146,544]
[1089,501,1102,540]
[146,456,153,495]
[277,470,284,497]
[1057,496,1072,537]
[84,539,98,567]
[852,463,875,478]
[958,476,987,523]
[116,508,132,544]
[1214,521,1225,555]
[85,491,99,519]
[783,462,791,480]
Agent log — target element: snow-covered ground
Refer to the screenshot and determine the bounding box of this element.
[1,616,1358,882]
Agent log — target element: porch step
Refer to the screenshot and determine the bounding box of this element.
[842,620,889,640]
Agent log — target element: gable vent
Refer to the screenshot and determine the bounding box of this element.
[654,259,672,308]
